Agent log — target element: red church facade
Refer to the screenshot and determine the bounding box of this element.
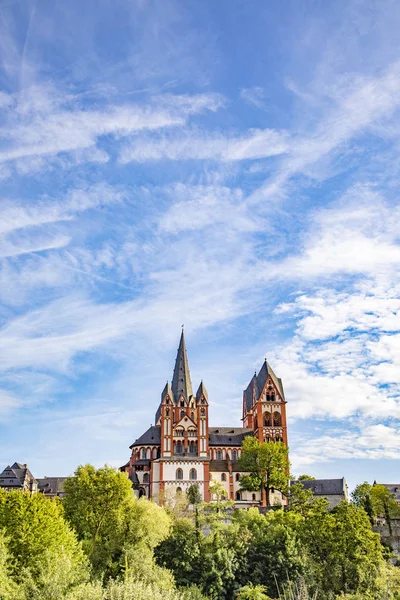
[123,331,288,506]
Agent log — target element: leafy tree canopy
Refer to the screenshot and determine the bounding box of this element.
[238,438,290,506]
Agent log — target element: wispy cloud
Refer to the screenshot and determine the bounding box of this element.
[120,127,288,163]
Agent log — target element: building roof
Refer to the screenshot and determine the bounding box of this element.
[210,460,242,472]
[243,360,285,413]
[0,462,36,488]
[130,425,161,448]
[196,381,208,402]
[171,330,193,402]
[209,427,253,446]
[291,478,347,496]
[37,477,66,495]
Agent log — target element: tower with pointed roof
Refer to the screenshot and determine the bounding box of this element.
[242,359,288,446]
[124,332,288,507]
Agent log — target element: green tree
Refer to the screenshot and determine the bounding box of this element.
[238,438,290,506]
[63,464,171,578]
[352,482,400,534]
[297,474,316,481]
[233,508,306,596]
[0,530,18,600]
[295,498,387,598]
[187,484,202,506]
[236,584,271,599]
[0,489,87,586]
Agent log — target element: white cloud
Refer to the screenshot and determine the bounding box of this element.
[291,424,400,469]
[249,60,400,203]
[0,182,125,236]
[159,183,257,233]
[0,87,224,169]
[240,87,266,109]
[120,127,288,163]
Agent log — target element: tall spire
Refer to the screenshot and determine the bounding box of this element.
[171,329,193,402]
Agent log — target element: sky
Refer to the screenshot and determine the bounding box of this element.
[0,0,399,492]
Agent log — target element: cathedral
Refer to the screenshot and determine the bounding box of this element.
[123,331,288,506]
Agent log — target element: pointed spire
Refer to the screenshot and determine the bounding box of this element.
[171,329,193,402]
[196,380,208,402]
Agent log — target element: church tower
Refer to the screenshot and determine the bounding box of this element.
[155,330,210,501]
[242,360,288,446]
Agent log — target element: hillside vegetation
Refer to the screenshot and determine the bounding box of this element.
[0,466,399,600]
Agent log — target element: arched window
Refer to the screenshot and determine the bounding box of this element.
[235,473,240,482]
[201,408,206,415]
[141,448,146,459]
[176,442,183,454]
[264,412,271,427]
[221,473,226,482]
[236,491,241,501]
[252,493,256,501]
[189,468,197,481]
[232,450,237,460]
[191,411,195,421]
[216,450,222,460]
[166,408,170,417]
[180,410,185,418]
[139,488,145,498]
[176,468,183,480]
[176,487,182,494]
[273,412,282,427]
[180,401,185,407]
[143,473,149,483]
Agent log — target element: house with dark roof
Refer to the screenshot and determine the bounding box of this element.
[0,463,67,498]
[36,477,67,498]
[0,462,38,493]
[290,478,349,509]
[122,330,289,507]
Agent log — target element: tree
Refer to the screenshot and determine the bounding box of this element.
[295,498,387,598]
[0,489,87,586]
[238,438,290,506]
[297,474,316,481]
[187,484,202,506]
[63,464,171,578]
[236,584,271,599]
[0,530,18,600]
[233,508,306,596]
[352,482,400,534]
[209,479,226,502]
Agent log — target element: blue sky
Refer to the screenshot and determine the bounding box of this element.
[1,0,400,492]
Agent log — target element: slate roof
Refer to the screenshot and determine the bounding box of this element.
[37,477,66,496]
[130,425,161,448]
[210,460,242,472]
[290,478,347,496]
[171,330,193,402]
[209,427,253,446]
[196,381,208,401]
[243,360,285,413]
[0,462,36,488]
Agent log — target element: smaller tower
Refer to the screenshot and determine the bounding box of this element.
[242,360,288,447]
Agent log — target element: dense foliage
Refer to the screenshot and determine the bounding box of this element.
[0,467,399,600]
[238,438,290,506]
